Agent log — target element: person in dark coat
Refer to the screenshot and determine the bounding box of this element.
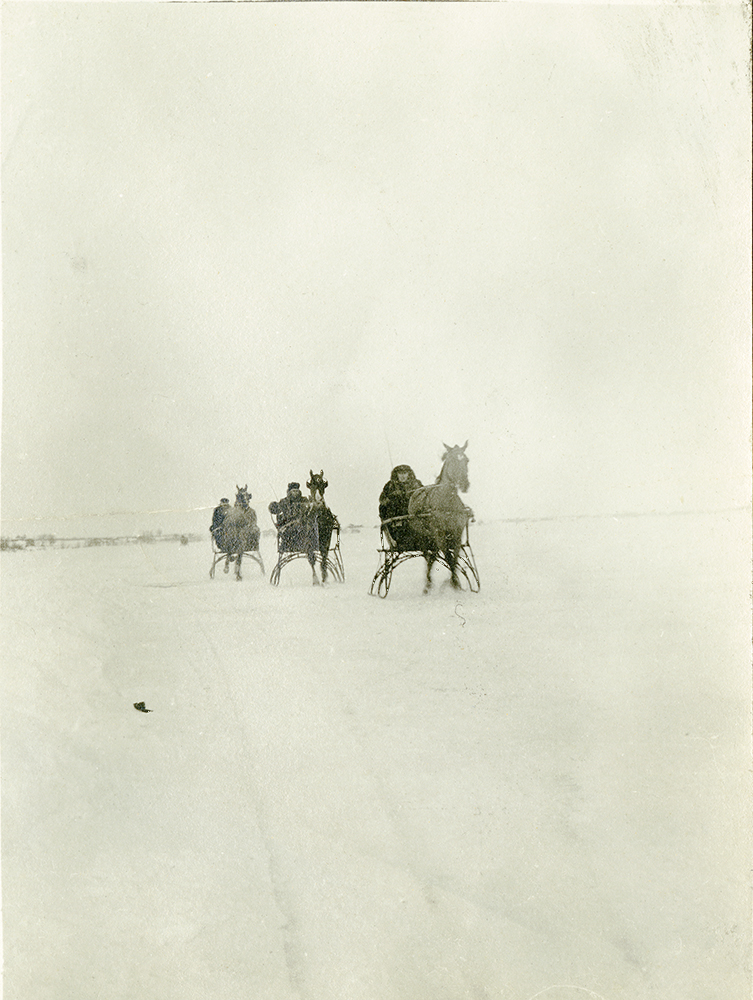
[210,498,231,541]
[269,483,309,551]
[379,465,424,550]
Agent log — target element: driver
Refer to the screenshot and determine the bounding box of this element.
[379,465,424,550]
[269,483,310,550]
[210,498,231,540]
[269,483,308,524]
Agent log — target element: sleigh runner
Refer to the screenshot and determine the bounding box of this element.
[369,514,479,598]
[269,515,345,586]
[209,534,264,579]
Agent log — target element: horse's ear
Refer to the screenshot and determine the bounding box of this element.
[442,442,451,453]
[320,470,323,477]
[236,484,240,492]
[244,484,248,492]
[310,470,314,479]
[462,441,468,452]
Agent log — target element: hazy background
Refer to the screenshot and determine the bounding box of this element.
[2,2,750,538]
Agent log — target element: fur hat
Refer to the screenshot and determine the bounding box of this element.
[287,483,300,492]
[391,465,416,482]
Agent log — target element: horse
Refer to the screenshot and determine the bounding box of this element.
[270,471,342,586]
[302,470,340,585]
[408,442,473,593]
[212,484,262,581]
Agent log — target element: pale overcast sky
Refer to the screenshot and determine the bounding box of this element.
[2,2,750,535]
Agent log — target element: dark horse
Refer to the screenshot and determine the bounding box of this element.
[271,471,342,586]
[302,471,341,585]
[408,442,473,593]
[212,485,263,581]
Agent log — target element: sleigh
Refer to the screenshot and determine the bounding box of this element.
[209,486,265,581]
[369,515,480,598]
[268,510,345,586]
[209,533,265,579]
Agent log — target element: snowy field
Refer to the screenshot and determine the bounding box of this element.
[2,511,750,1000]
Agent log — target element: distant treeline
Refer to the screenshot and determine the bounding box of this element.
[1,532,204,551]
[1,525,368,552]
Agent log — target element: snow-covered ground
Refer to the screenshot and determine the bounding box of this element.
[2,512,750,1000]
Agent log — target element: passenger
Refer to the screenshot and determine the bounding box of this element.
[210,498,231,540]
[379,465,424,551]
[269,483,310,551]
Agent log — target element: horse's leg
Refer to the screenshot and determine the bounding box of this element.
[309,516,322,585]
[447,545,462,590]
[319,527,332,584]
[235,552,243,581]
[308,550,320,585]
[439,533,457,590]
[423,550,436,594]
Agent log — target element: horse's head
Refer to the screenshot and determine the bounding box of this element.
[439,442,470,492]
[306,470,328,503]
[235,484,251,509]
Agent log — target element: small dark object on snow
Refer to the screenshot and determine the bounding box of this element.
[133,702,152,713]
